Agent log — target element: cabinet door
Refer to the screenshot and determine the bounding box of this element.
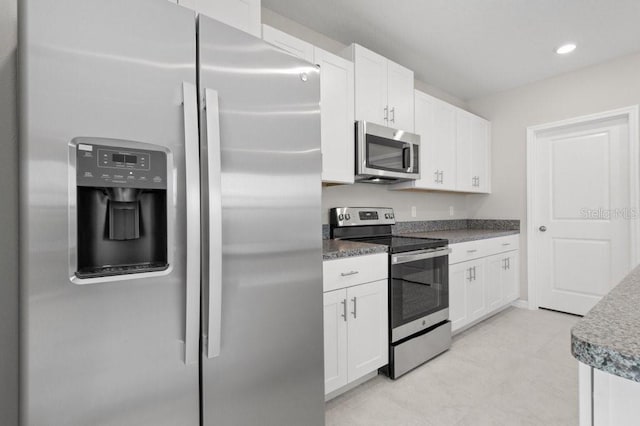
[471,115,491,193]
[413,92,455,190]
[502,252,519,303]
[449,262,469,332]
[433,100,457,190]
[413,91,438,189]
[353,45,388,126]
[262,25,314,63]
[455,109,474,192]
[347,279,388,382]
[315,47,355,184]
[386,61,414,131]
[324,289,348,395]
[465,260,487,323]
[485,254,504,313]
[179,0,261,37]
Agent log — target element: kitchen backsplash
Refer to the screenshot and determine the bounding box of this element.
[323,219,519,239]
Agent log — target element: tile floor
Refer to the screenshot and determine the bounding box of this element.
[325,307,581,426]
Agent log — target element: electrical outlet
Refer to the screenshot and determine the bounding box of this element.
[449,206,455,217]
[411,206,417,218]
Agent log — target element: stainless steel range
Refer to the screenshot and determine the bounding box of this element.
[330,207,452,379]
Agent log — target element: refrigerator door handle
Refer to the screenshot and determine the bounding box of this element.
[204,88,223,359]
[182,82,201,365]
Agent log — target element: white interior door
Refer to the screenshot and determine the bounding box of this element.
[533,116,633,315]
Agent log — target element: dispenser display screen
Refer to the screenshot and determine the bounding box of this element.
[112,154,138,164]
[97,148,149,171]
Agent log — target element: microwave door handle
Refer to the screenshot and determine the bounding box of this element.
[182,82,201,365]
[204,88,223,359]
[402,144,412,172]
[408,143,415,172]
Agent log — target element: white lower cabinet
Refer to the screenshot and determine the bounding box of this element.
[323,289,349,393]
[323,279,388,395]
[323,254,388,396]
[579,361,640,426]
[465,260,487,323]
[449,263,468,331]
[449,236,520,333]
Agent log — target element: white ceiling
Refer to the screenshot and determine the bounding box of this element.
[262,0,640,100]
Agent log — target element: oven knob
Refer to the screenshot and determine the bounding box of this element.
[345,214,351,220]
[384,214,389,219]
[338,214,344,221]
[390,214,395,219]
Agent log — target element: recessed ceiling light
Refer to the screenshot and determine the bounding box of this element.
[556,43,577,55]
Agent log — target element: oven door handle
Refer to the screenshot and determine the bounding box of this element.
[392,248,451,264]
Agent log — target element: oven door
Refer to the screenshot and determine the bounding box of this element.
[356,121,420,181]
[390,248,450,342]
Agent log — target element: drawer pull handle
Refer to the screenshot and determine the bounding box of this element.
[467,249,478,253]
[502,243,511,246]
[340,270,359,277]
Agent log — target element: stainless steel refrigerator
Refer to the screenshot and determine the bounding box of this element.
[19,0,324,425]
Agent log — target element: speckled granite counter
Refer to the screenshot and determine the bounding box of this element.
[322,240,388,261]
[571,265,640,382]
[397,229,519,244]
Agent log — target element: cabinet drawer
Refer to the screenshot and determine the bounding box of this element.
[449,240,489,264]
[323,253,387,292]
[485,235,519,254]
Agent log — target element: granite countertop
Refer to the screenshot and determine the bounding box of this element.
[322,239,388,261]
[571,265,640,382]
[397,229,519,244]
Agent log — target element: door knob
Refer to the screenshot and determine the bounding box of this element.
[539,226,547,232]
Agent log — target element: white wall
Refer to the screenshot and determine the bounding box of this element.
[0,0,19,423]
[262,7,475,224]
[468,51,640,301]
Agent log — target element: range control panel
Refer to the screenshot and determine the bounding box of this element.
[75,141,167,190]
[330,207,396,227]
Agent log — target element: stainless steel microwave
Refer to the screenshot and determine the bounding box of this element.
[355,121,420,183]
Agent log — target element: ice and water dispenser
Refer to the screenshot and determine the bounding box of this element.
[74,140,169,279]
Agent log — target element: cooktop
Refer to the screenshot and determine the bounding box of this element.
[344,236,448,254]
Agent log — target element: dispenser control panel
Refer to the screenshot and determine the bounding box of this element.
[76,142,167,190]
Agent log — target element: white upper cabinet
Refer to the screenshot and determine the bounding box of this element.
[386,61,415,131]
[261,25,314,63]
[393,92,490,194]
[314,47,355,184]
[457,109,491,193]
[396,91,456,191]
[345,44,414,132]
[261,28,355,184]
[351,45,388,127]
[178,0,261,37]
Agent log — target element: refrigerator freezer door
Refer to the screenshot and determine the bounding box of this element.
[198,16,324,426]
[19,0,199,424]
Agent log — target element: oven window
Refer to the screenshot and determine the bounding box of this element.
[391,255,448,329]
[366,134,409,172]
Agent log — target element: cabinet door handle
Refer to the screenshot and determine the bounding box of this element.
[340,270,359,277]
[467,268,472,281]
[384,106,389,123]
[439,171,444,184]
[351,297,357,318]
[390,107,395,123]
[507,258,511,270]
[434,170,439,183]
[341,299,347,322]
[473,266,477,281]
